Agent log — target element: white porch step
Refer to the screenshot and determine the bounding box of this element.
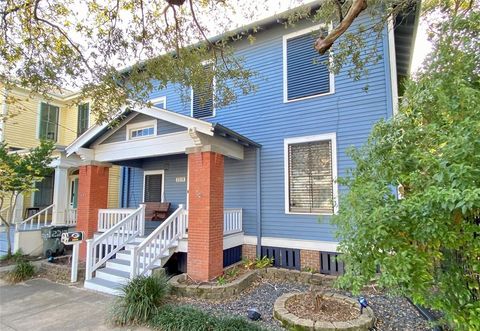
[116,249,173,262]
[96,268,130,284]
[106,258,132,272]
[84,277,124,296]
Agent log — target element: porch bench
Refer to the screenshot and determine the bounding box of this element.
[145,202,171,221]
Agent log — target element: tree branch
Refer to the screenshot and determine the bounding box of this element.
[315,0,367,54]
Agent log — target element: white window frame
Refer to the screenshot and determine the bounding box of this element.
[143,170,165,203]
[284,132,339,215]
[37,101,61,141]
[126,119,157,141]
[282,24,335,103]
[150,96,167,109]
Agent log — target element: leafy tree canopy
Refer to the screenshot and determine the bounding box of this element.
[0,0,422,123]
[332,7,480,329]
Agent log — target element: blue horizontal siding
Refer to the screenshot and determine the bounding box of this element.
[224,147,257,236]
[143,155,188,209]
[143,12,393,243]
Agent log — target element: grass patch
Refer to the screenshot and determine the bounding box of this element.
[110,273,170,326]
[6,257,35,283]
[149,305,266,331]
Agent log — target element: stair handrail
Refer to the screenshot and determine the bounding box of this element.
[85,204,145,281]
[16,204,54,230]
[130,204,187,278]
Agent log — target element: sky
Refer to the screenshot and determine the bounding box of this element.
[410,16,433,73]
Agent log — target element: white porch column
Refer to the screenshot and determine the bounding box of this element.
[52,166,69,225]
[12,193,24,223]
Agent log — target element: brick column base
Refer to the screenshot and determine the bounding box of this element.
[187,151,224,282]
[77,165,109,260]
[300,249,320,272]
[242,244,257,260]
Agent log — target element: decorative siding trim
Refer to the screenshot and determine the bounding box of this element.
[283,133,339,215]
[282,24,335,103]
[244,235,339,252]
[92,112,139,147]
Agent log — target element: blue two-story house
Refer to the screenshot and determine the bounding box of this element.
[63,4,418,294]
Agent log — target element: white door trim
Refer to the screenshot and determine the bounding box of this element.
[143,170,165,203]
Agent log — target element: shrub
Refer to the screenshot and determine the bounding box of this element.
[242,256,274,270]
[7,259,35,283]
[216,316,265,331]
[149,305,217,331]
[110,273,170,326]
[149,305,266,331]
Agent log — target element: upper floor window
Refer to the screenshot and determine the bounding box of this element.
[150,96,166,109]
[77,103,89,137]
[283,26,334,102]
[126,120,157,140]
[191,66,215,119]
[39,102,59,141]
[284,133,338,215]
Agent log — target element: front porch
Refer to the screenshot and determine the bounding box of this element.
[64,104,260,288]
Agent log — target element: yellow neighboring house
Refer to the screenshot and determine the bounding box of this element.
[0,84,121,255]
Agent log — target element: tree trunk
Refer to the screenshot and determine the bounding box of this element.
[5,192,19,257]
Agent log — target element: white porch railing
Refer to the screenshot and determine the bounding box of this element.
[16,204,54,230]
[98,208,136,232]
[131,204,187,278]
[223,208,243,235]
[85,204,145,281]
[66,208,77,226]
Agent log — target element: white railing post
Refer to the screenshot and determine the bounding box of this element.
[85,239,93,280]
[130,246,138,279]
[139,204,146,236]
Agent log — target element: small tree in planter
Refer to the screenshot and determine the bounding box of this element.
[0,141,54,257]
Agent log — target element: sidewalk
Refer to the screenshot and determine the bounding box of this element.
[0,278,149,331]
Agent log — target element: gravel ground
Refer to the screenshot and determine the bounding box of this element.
[173,278,431,331]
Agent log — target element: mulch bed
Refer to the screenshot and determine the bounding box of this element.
[172,278,431,331]
[285,292,359,322]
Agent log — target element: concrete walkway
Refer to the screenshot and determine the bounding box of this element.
[0,278,149,331]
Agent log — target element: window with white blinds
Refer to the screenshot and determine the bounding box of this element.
[285,134,337,214]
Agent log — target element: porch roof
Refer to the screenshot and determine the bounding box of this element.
[65,103,260,159]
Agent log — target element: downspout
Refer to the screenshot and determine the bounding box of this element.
[256,147,262,257]
[0,88,7,143]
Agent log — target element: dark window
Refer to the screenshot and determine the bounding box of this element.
[77,103,89,137]
[39,103,59,141]
[288,140,334,213]
[144,174,163,202]
[33,174,54,208]
[286,30,331,101]
[192,69,214,118]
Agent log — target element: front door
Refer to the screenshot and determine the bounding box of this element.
[143,170,164,202]
[70,177,79,208]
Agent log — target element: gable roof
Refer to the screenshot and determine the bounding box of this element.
[65,104,260,156]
